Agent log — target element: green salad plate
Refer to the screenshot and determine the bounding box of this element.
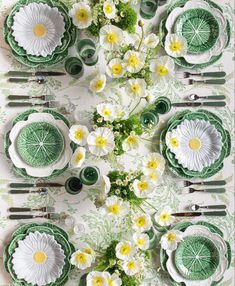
[4,223,75,286]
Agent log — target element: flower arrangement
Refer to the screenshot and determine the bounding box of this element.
[69,0,137,35]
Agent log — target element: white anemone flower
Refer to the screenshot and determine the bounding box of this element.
[87,127,115,156]
[106,58,126,78]
[165,34,188,58]
[103,196,130,216]
[104,272,122,286]
[77,242,96,261]
[97,103,118,122]
[143,33,160,49]
[132,176,154,198]
[142,153,165,176]
[70,147,86,168]
[125,78,147,98]
[124,51,146,73]
[115,241,135,261]
[133,233,150,250]
[154,207,175,227]
[122,259,141,276]
[69,3,92,29]
[122,132,140,152]
[103,0,116,19]
[87,271,109,286]
[150,56,175,82]
[100,25,124,50]
[69,125,89,146]
[160,230,183,251]
[132,213,152,232]
[165,130,181,152]
[100,174,111,194]
[145,170,162,186]
[70,250,93,270]
[89,74,107,93]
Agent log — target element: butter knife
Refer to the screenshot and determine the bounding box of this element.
[8,213,61,220]
[171,211,227,217]
[7,71,66,77]
[172,102,226,107]
[9,182,64,188]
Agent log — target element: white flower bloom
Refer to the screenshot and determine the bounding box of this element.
[154,207,175,227]
[87,271,109,286]
[70,147,86,168]
[132,213,152,232]
[70,250,93,270]
[89,74,107,93]
[122,259,141,276]
[132,176,154,198]
[165,34,188,58]
[133,233,150,250]
[103,196,130,216]
[103,0,116,19]
[69,3,92,29]
[69,125,89,146]
[104,272,122,286]
[125,78,147,98]
[160,230,183,251]
[150,56,175,82]
[165,130,181,152]
[77,242,96,261]
[100,25,124,50]
[100,174,111,194]
[145,170,162,186]
[143,33,160,49]
[122,132,140,152]
[116,105,129,120]
[97,103,118,122]
[124,51,146,73]
[106,58,126,78]
[115,241,135,260]
[142,153,165,176]
[87,127,115,156]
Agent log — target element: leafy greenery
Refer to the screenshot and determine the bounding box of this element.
[114,3,137,33]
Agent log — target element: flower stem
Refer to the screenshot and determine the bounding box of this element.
[144,200,158,211]
[129,98,143,116]
[137,26,145,51]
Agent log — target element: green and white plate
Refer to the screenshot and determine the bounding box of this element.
[4,223,75,286]
[174,8,220,54]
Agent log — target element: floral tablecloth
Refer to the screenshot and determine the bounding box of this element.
[0,0,234,285]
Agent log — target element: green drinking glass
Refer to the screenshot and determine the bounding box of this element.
[140,0,158,19]
[79,166,100,186]
[65,57,84,78]
[77,39,98,66]
[65,177,83,195]
[154,96,171,114]
[140,110,159,128]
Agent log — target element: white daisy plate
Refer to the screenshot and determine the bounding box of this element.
[8,113,73,177]
[12,3,65,57]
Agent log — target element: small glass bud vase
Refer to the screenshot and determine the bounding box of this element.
[65,177,83,195]
[65,57,84,78]
[79,166,100,186]
[140,110,159,128]
[140,0,158,20]
[77,39,98,66]
[154,96,172,114]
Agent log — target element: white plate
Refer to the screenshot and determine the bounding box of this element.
[9,113,73,177]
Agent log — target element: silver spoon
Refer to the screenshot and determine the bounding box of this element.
[189,204,227,211]
[188,94,226,101]
[8,77,47,84]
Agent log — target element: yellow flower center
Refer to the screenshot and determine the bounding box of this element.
[76,253,87,265]
[104,3,113,14]
[137,181,149,191]
[74,130,84,140]
[33,251,47,264]
[127,136,137,145]
[147,160,158,169]
[75,153,84,163]
[92,277,105,286]
[148,172,158,181]
[120,244,131,255]
[160,212,170,222]
[135,216,147,227]
[130,83,141,94]
[169,41,183,52]
[167,233,176,241]
[106,32,118,43]
[108,204,121,215]
[169,137,179,148]
[84,248,92,255]
[102,108,112,117]
[189,137,201,150]
[108,279,113,286]
[33,24,47,38]
[128,55,140,67]
[137,238,145,246]
[156,65,169,76]
[95,80,104,90]
[95,136,107,148]
[76,9,89,22]
[127,261,136,269]
[111,63,123,75]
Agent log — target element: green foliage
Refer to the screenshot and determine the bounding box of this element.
[115,3,137,33]
[120,272,139,286]
[88,22,101,37]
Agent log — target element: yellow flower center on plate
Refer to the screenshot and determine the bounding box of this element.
[128,55,140,67]
[131,83,141,94]
[74,130,84,140]
[33,251,47,264]
[92,277,104,286]
[135,216,147,227]
[111,63,123,75]
[33,24,47,38]
[95,80,104,90]
[95,136,107,148]
[76,9,89,22]
[167,233,176,241]
[76,253,88,265]
[120,244,131,255]
[137,181,148,191]
[169,41,183,52]
[104,4,113,14]
[106,32,118,43]
[189,137,201,150]
[156,65,169,76]
[108,204,120,215]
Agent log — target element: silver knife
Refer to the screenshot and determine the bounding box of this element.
[172,102,226,107]
[171,211,227,217]
[7,71,66,77]
[9,182,64,188]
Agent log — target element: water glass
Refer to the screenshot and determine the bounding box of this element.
[140,110,159,128]
[79,166,100,186]
[154,96,171,114]
[140,0,158,19]
[65,57,84,78]
[65,177,83,195]
[77,39,98,66]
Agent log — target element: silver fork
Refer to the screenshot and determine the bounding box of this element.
[7,101,61,108]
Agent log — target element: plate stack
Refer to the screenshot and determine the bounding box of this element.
[160,0,230,69]
[4,0,77,68]
[160,222,231,286]
[160,110,231,179]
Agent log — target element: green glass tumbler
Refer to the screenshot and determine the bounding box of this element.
[140,0,158,19]
[154,96,171,114]
[65,57,84,78]
[77,39,98,66]
[79,166,100,186]
[65,177,83,195]
[140,110,159,128]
